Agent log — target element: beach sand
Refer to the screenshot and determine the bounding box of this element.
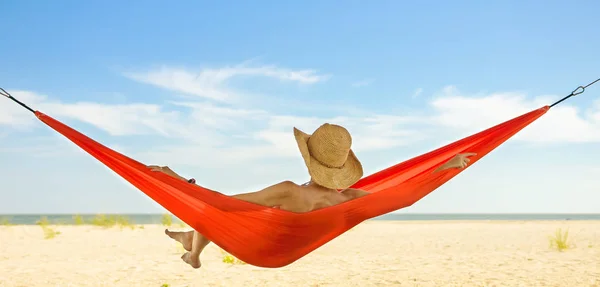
[0,220,598,287]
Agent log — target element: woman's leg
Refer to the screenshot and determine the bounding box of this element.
[164,181,295,268]
[165,230,210,268]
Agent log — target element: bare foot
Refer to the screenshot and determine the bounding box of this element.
[181,252,201,269]
[165,229,193,251]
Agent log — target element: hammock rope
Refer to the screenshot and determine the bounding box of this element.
[549,77,600,107]
[3,77,599,115]
[1,78,597,268]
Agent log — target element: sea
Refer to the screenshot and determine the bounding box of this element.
[0,213,599,225]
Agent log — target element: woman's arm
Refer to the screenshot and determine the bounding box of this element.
[147,165,189,181]
[147,164,293,207]
[433,152,477,173]
[232,181,295,207]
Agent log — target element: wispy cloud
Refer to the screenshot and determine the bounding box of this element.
[351,78,375,87]
[0,90,46,128]
[412,88,423,98]
[124,63,331,103]
[44,102,185,137]
[6,87,598,170]
[3,63,600,172]
[431,86,600,143]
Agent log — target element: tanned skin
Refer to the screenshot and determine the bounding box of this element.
[149,152,476,268]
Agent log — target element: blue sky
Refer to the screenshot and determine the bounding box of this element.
[1,0,599,214]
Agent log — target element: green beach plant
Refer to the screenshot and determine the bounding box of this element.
[161,213,173,226]
[36,216,50,226]
[220,248,246,265]
[548,228,573,251]
[42,226,61,239]
[72,214,85,225]
[116,215,134,230]
[36,216,61,239]
[0,217,12,226]
[91,214,110,227]
[91,214,135,229]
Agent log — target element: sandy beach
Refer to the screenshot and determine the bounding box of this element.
[0,220,598,287]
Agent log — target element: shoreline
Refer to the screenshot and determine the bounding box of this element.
[3,219,600,225]
[2,213,600,226]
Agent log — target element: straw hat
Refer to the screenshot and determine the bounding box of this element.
[293,123,363,190]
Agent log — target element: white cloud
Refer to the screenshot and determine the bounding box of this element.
[1,91,244,143]
[412,88,423,98]
[124,63,330,102]
[130,110,427,168]
[3,70,600,173]
[170,101,269,131]
[42,101,185,137]
[351,78,375,87]
[0,90,46,128]
[431,86,600,143]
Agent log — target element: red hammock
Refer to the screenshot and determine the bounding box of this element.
[31,106,548,267]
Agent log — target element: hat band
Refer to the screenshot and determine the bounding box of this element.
[312,154,344,169]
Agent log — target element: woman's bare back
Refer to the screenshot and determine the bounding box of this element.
[274,181,369,213]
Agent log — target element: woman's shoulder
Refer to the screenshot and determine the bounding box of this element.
[340,188,370,199]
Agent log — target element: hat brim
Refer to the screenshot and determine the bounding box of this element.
[294,127,363,190]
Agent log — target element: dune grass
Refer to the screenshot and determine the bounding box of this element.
[0,217,12,226]
[90,214,135,230]
[2,214,189,229]
[161,214,173,227]
[36,216,61,239]
[72,214,85,225]
[0,214,137,229]
[162,213,188,229]
[220,248,246,265]
[36,216,51,226]
[548,228,573,251]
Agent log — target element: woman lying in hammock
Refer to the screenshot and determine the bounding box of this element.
[148,123,475,269]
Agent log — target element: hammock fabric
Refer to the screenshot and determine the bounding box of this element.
[31,105,549,267]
